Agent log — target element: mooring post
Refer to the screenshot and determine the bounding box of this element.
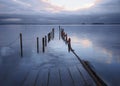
[61,29,63,38]
[59,26,60,40]
[68,38,71,52]
[20,33,23,57]
[52,28,54,39]
[47,33,49,43]
[37,37,39,53]
[66,34,68,43]
[45,35,47,47]
[42,37,45,53]
[48,33,50,42]
[63,32,65,41]
[50,32,52,41]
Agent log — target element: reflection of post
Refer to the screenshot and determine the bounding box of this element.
[20,33,23,57]
[37,37,39,53]
[42,37,45,53]
[59,26,60,40]
[45,35,47,47]
[68,38,71,52]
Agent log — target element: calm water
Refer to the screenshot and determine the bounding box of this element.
[0,25,120,86]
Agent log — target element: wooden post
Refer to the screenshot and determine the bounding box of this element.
[48,33,50,42]
[47,33,49,43]
[68,43,70,52]
[50,32,52,41]
[63,32,65,41]
[20,33,23,57]
[49,32,51,42]
[45,35,47,47]
[37,37,39,53]
[59,26,60,40]
[68,38,71,52]
[66,34,68,43]
[42,37,45,53]
[52,28,54,39]
[61,29,64,39]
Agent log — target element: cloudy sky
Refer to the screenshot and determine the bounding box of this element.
[0,0,120,23]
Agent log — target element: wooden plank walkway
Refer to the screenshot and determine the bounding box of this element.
[7,67,95,86]
[0,38,97,86]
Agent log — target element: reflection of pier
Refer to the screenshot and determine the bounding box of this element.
[0,27,107,86]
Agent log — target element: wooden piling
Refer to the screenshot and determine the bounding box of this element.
[42,37,45,53]
[66,34,68,43]
[48,33,49,42]
[45,35,47,47]
[52,28,54,39]
[50,32,52,40]
[37,37,39,53]
[63,32,65,41]
[61,29,64,39]
[20,33,23,57]
[68,38,71,52]
[59,26,60,40]
[68,43,71,52]
[48,33,50,42]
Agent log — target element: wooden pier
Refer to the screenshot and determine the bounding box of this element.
[0,28,107,86]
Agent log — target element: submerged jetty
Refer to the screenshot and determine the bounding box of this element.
[0,26,107,86]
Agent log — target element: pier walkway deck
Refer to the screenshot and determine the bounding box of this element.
[0,37,97,86]
[0,27,108,86]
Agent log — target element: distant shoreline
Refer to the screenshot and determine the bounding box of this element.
[0,23,120,25]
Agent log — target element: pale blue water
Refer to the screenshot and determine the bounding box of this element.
[62,25,120,86]
[0,25,120,86]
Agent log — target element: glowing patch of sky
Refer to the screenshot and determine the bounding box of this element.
[43,0,97,11]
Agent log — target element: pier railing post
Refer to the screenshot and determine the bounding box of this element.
[20,33,23,57]
[68,38,71,52]
[59,26,60,40]
[45,35,47,47]
[50,32,52,41]
[61,29,64,39]
[66,34,68,43]
[52,28,54,39]
[42,37,45,53]
[37,37,39,53]
[48,33,50,42]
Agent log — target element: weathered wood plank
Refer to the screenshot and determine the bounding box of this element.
[77,64,96,86]
[22,69,39,86]
[68,66,85,86]
[35,69,49,86]
[49,68,60,86]
[1,68,30,86]
[60,67,74,86]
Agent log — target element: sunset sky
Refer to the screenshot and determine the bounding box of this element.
[0,0,120,23]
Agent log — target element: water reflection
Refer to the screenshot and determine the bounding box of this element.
[62,25,120,86]
[94,46,113,64]
[64,25,120,63]
[71,35,115,64]
[0,25,120,86]
[71,36,92,48]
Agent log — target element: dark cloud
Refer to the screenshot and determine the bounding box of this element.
[0,0,120,23]
[0,13,120,24]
